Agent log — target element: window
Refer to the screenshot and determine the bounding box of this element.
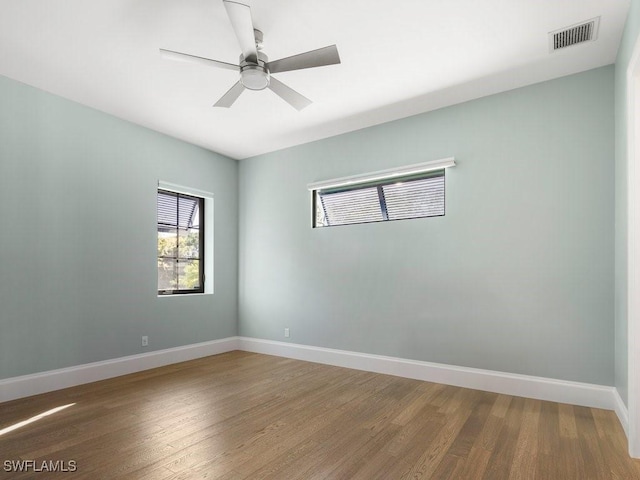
[157,189,205,294]
[310,158,455,228]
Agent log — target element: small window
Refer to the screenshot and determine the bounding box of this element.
[157,189,205,294]
[313,170,446,228]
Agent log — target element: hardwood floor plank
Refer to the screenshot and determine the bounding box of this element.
[455,444,493,480]
[386,414,445,458]
[575,405,610,479]
[399,398,473,479]
[318,426,402,480]
[482,396,526,480]
[390,382,446,426]
[1,351,639,480]
[508,397,541,480]
[446,390,495,458]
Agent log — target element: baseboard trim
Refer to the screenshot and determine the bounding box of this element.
[613,388,630,438]
[238,337,619,411]
[0,336,623,417]
[0,337,240,403]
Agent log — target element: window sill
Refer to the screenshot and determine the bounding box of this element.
[157,292,213,298]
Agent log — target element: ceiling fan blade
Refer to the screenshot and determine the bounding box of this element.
[223,0,258,64]
[214,81,245,108]
[268,77,312,111]
[160,48,239,71]
[267,45,341,74]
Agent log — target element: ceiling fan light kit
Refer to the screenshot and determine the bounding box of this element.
[160,0,341,110]
[239,43,269,91]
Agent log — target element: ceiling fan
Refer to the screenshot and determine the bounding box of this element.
[160,0,341,110]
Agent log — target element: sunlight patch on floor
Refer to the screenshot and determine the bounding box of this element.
[0,403,76,436]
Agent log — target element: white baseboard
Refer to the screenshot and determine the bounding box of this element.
[238,337,619,412]
[0,336,624,421]
[0,337,240,403]
[613,388,630,438]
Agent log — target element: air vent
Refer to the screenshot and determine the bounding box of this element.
[549,17,600,52]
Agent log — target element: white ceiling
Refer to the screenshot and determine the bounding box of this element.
[0,0,630,159]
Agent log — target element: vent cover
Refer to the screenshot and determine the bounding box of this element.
[549,17,600,52]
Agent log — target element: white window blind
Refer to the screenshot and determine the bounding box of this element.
[157,191,200,230]
[319,187,384,226]
[382,176,445,221]
[310,158,454,228]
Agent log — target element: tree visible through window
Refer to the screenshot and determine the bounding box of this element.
[157,189,204,294]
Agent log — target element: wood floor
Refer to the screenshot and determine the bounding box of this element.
[1,351,639,479]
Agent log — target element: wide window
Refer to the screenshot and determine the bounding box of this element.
[157,189,205,294]
[310,158,454,228]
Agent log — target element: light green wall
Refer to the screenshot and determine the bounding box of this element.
[0,54,621,389]
[239,66,615,385]
[0,75,238,380]
[615,0,640,407]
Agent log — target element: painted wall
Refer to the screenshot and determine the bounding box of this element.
[239,66,615,386]
[0,75,238,380]
[615,0,640,408]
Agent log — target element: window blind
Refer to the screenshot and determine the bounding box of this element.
[319,187,384,226]
[157,191,200,231]
[382,175,444,221]
[314,170,446,227]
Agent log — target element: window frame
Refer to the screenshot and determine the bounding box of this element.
[157,188,205,295]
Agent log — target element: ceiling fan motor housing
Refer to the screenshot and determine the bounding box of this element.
[240,50,269,91]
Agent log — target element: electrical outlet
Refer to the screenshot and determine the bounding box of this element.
[141,336,148,347]
[284,328,290,338]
